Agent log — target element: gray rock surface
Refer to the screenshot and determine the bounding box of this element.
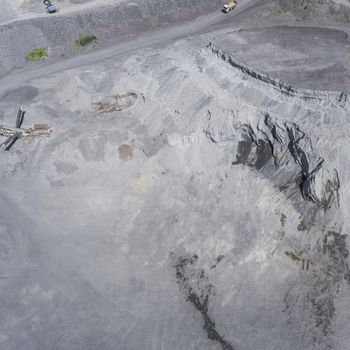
[0,1,350,350]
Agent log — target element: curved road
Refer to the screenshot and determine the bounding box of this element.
[0,0,259,95]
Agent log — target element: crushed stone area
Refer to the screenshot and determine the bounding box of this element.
[1,1,350,349]
[1,36,350,349]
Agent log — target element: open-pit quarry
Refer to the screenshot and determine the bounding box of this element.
[1,0,350,349]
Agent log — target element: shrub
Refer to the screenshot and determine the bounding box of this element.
[75,34,97,48]
[25,48,48,62]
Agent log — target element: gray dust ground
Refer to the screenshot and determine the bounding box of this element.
[213,24,350,91]
[1,1,350,350]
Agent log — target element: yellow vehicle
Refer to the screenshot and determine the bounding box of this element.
[222,0,237,13]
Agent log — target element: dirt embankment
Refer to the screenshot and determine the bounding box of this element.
[0,0,222,77]
[278,0,350,22]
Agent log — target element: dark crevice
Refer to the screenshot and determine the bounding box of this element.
[203,109,349,344]
[229,113,336,208]
[172,253,234,350]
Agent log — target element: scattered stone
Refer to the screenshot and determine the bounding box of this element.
[95,93,137,113]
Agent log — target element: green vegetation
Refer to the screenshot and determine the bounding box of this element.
[333,14,347,23]
[25,48,48,62]
[75,34,97,49]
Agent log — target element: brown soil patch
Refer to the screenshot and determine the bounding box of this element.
[22,136,35,144]
[95,93,137,113]
[118,144,133,161]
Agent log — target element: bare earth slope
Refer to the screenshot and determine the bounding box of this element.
[0,1,350,350]
[278,0,350,22]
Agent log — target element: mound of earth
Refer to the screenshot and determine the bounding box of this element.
[1,1,350,350]
[0,35,349,349]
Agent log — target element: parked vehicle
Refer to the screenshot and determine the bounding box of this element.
[43,0,59,13]
[222,0,237,13]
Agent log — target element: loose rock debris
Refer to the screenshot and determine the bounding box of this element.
[94,93,137,113]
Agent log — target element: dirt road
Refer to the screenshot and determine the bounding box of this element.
[0,0,259,96]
